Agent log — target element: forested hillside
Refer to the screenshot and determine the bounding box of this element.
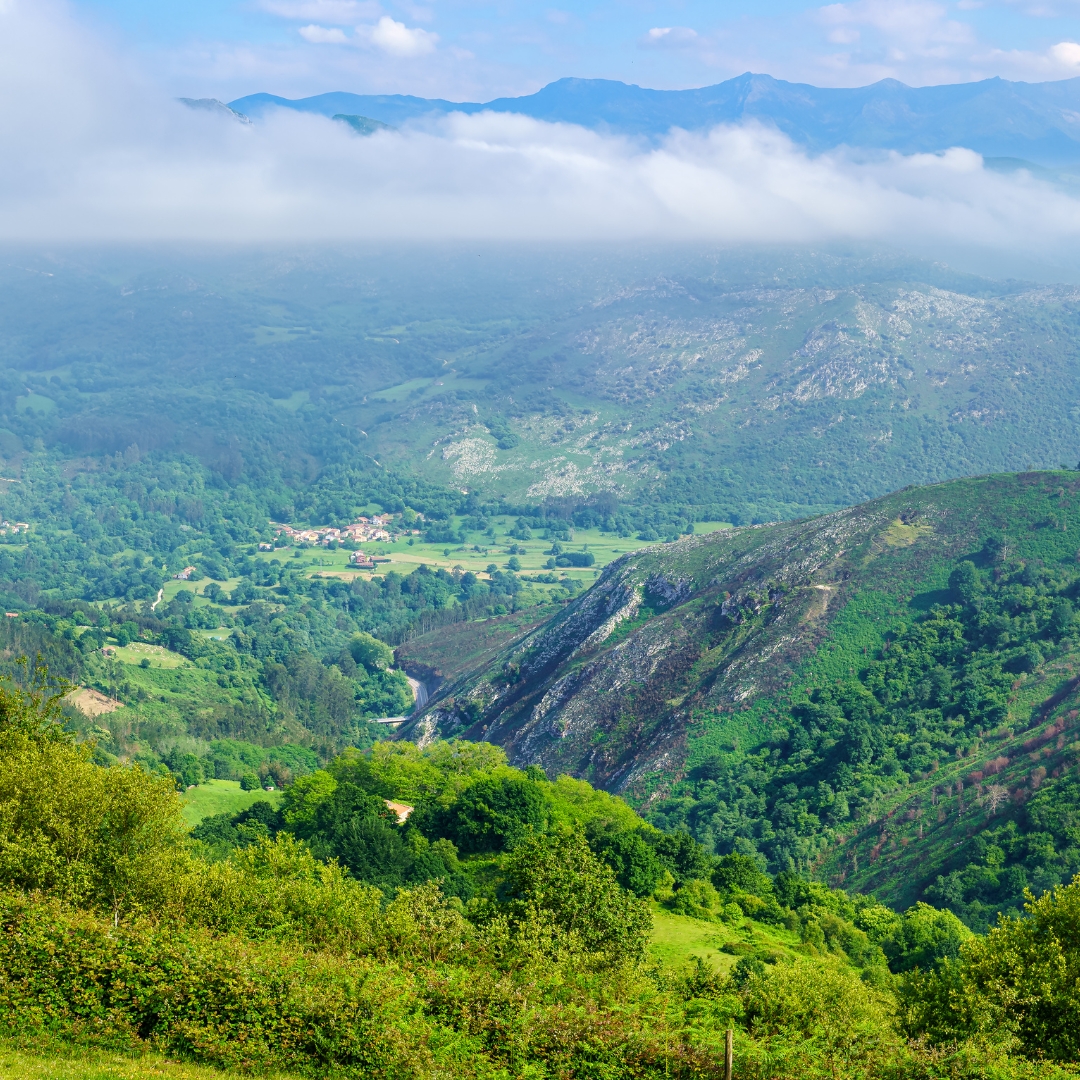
[4,246,1080,534]
[2,244,1080,765]
[408,470,1080,924]
[4,245,1080,1075]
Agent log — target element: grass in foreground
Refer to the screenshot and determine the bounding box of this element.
[0,1042,298,1080]
[181,779,283,826]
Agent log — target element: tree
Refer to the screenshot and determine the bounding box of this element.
[431,774,547,853]
[949,561,982,606]
[0,677,191,923]
[500,826,652,967]
[903,874,1080,1061]
[881,902,971,973]
[349,632,394,673]
[589,827,665,896]
[984,784,1009,816]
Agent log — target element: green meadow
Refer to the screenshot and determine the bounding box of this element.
[181,779,283,827]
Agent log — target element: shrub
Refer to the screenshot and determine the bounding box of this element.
[737,956,905,1078]
[0,721,191,923]
[669,878,722,920]
[499,826,652,969]
[0,889,443,1078]
[933,874,1080,1062]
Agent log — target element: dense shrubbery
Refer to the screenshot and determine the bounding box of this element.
[1,677,1079,1077]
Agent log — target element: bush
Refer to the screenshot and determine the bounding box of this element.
[670,878,721,920]
[499,826,652,969]
[0,713,191,922]
[903,874,1080,1062]
[0,889,444,1077]
[736,956,905,1078]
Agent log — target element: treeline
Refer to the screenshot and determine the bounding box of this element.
[192,741,979,982]
[1,682,1078,1078]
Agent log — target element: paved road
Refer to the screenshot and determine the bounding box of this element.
[407,676,429,710]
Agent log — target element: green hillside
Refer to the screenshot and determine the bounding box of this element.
[404,470,1080,923]
[4,676,1080,1078]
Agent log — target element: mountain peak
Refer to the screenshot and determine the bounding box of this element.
[226,72,1080,163]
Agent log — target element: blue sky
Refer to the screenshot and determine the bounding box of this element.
[72,0,1080,102]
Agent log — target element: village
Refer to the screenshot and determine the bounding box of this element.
[171,514,425,581]
[268,514,419,571]
[269,514,396,546]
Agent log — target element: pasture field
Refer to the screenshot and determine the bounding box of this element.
[94,521,733,608]
[648,904,804,973]
[236,520,733,595]
[106,641,187,668]
[181,779,283,826]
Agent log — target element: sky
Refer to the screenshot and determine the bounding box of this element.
[4,0,1080,273]
[74,0,1080,102]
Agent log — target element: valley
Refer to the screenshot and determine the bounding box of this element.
[1,245,1080,1078]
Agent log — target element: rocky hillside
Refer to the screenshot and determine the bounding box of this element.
[400,471,1080,916]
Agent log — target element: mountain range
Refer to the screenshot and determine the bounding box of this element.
[230,72,1080,164]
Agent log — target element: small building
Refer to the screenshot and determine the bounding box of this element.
[174,566,197,580]
[384,800,414,824]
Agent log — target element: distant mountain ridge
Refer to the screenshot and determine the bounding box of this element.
[229,73,1080,164]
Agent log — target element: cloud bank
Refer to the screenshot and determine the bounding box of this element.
[5,0,1080,269]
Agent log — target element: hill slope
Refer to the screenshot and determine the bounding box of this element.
[231,73,1080,163]
[400,471,1080,920]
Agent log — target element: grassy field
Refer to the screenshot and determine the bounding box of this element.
[113,520,734,613]
[648,904,804,973]
[181,779,283,826]
[0,1042,297,1080]
[231,520,734,596]
[107,641,187,668]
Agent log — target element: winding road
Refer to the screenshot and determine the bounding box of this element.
[407,676,429,711]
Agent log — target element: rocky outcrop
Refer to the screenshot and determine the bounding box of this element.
[397,479,982,800]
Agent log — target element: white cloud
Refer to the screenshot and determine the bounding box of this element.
[298,24,349,43]
[360,15,438,56]
[644,27,701,49]
[4,0,1080,275]
[978,39,1080,79]
[260,0,380,22]
[818,0,973,50]
[1048,41,1080,67]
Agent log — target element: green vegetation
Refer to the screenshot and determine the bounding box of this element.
[3,246,1080,836]
[9,246,1080,1074]
[0,1042,293,1080]
[181,780,283,826]
[1,677,1079,1077]
[425,472,1080,928]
